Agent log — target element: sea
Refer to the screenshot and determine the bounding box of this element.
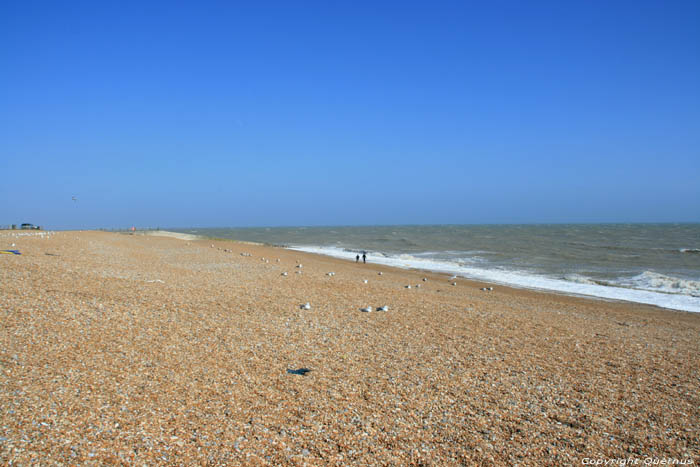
[173,224,700,313]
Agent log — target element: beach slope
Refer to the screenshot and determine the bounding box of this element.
[1,231,698,464]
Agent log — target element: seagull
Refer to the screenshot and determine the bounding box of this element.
[363,279,368,284]
[415,284,421,288]
[378,272,383,276]
[422,278,427,282]
[296,264,303,268]
[405,285,411,289]
[360,306,372,313]
[377,306,389,312]
[281,272,288,276]
[451,282,457,286]
[300,302,311,310]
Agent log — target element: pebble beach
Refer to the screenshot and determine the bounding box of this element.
[1,230,698,465]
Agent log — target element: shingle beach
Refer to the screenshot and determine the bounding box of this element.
[1,231,698,465]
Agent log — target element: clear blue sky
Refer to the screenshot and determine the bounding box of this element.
[2,0,699,229]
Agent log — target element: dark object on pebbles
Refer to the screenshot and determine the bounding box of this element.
[287,368,312,376]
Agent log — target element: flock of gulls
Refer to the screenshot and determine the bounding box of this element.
[208,246,498,377]
[220,248,498,315]
[215,245,499,303]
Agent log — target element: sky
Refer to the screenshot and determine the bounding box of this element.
[1,0,699,229]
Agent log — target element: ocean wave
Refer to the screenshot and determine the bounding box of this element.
[371,237,419,247]
[680,248,700,254]
[564,274,600,286]
[611,271,700,297]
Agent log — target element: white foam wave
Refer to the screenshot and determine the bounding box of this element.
[612,271,700,297]
[288,245,700,313]
[564,274,599,285]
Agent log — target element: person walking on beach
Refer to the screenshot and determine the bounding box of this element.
[362,253,366,264]
[356,254,360,263]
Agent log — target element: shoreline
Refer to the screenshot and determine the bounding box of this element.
[285,244,696,321]
[293,247,700,315]
[156,230,698,314]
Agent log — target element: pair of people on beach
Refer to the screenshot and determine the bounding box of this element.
[355,253,366,264]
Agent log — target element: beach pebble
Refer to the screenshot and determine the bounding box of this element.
[360,306,372,313]
[300,302,311,310]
